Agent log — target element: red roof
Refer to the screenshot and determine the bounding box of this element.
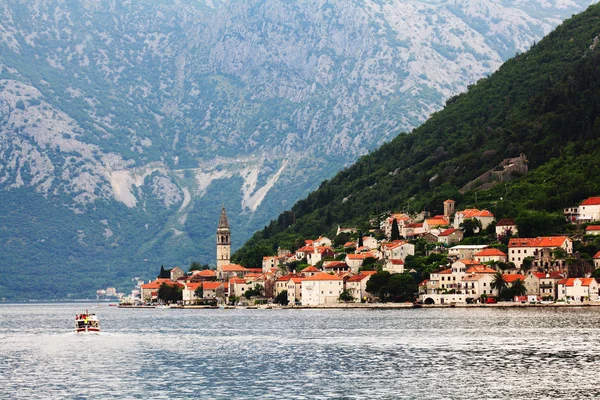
[202,282,223,291]
[439,228,460,237]
[302,266,320,272]
[347,253,372,260]
[347,274,370,282]
[196,269,216,277]
[323,261,349,269]
[585,225,600,231]
[594,251,600,259]
[508,236,569,248]
[290,277,304,284]
[344,242,356,247]
[580,197,600,206]
[303,272,343,281]
[466,265,496,274]
[360,271,377,276]
[297,246,314,253]
[389,259,404,265]
[558,278,597,286]
[419,279,430,286]
[186,282,202,291]
[458,208,494,218]
[221,264,248,272]
[475,248,507,257]
[503,274,525,283]
[141,279,180,289]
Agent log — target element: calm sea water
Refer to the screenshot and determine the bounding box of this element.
[1,303,600,399]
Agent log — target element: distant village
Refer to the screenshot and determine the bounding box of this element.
[122,197,600,307]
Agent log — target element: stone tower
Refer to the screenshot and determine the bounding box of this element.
[443,199,455,217]
[216,205,231,276]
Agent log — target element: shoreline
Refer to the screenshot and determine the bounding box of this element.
[116,302,600,310]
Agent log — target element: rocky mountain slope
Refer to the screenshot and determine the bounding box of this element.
[0,0,595,299]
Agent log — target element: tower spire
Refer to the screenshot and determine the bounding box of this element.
[218,205,229,229]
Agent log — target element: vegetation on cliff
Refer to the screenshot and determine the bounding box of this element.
[234,4,600,267]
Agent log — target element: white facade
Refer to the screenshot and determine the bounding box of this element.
[301,273,344,306]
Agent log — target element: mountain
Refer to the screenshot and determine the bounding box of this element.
[0,0,595,299]
[234,3,600,267]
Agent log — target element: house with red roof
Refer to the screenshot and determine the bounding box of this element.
[345,272,376,302]
[301,272,344,306]
[524,271,564,299]
[140,279,183,302]
[182,282,202,303]
[557,277,599,302]
[423,215,450,232]
[287,277,304,304]
[437,228,463,246]
[594,251,600,269]
[382,240,415,261]
[219,264,250,280]
[322,261,351,274]
[508,236,573,269]
[307,246,335,266]
[453,208,495,230]
[495,218,518,238]
[461,273,496,297]
[474,248,508,263]
[262,256,282,273]
[301,266,321,277]
[585,225,600,236]
[345,253,376,273]
[380,213,412,238]
[275,274,295,297]
[402,223,425,238]
[384,259,405,274]
[578,197,600,222]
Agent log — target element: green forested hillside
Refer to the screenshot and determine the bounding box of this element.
[234,4,600,267]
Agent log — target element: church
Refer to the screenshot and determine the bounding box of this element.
[216,205,231,278]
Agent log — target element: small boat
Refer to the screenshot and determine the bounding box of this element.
[75,310,100,334]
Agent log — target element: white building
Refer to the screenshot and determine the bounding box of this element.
[578,197,600,222]
[453,208,495,230]
[301,272,344,306]
[448,245,489,260]
[508,236,573,269]
[345,272,376,302]
[557,278,599,302]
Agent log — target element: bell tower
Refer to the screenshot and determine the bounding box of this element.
[216,205,231,276]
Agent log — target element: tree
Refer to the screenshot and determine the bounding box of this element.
[521,256,535,271]
[366,271,391,301]
[189,261,202,272]
[157,283,182,303]
[358,232,364,248]
[244,284,264,300]
[359,257,378,271]
[274,290,289,305]
[460,218,482,238]
[333,232,351,247]
[338,289,354,303]
[385,273,417,302]
[491,272,507,294]
[391,218,401,241]
[194,285,203,300]
[511,279,527,297]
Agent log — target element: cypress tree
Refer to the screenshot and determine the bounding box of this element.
[391,218,400,241]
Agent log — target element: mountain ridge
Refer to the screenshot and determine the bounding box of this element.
[0,0,595,299]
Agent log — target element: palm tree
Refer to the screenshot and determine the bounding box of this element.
[511,279,527,297]
[491,271,507,295]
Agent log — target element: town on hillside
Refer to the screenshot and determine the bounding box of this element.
[124,197,600,307]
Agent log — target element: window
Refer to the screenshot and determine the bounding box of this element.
[483,283,487,286]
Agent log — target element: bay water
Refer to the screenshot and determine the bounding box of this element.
[1,303,599,399]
